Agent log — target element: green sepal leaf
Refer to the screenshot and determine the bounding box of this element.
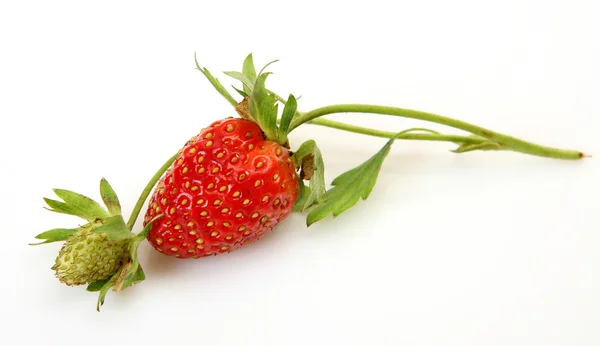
[89,215,161,310]
[114,214,161,292]
[136,214,163,239]
[99,178,121,216]
[194,53,238,107]
[96,277,117,311]
[293,179,311,212]
[242,53,257,94]
[257,59,279,76]
[223,71,254,94]
[115,245,144,292]
[278,94,297,144]
[86,279,109,292]
[44,189,109,222]
[29,228,76,245]
[92,215,133,241]
[452,140,502,153]
[52,190,108,218]
[306,137,396,226]
[232,85,247,98]
[133,266,145,282]
[248,72,278,140]
[291,140,326,212]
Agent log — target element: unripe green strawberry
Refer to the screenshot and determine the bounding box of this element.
[52,222,129,286]
[34,179,149,310]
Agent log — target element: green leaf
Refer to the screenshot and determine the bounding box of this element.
[137,214,163,239]
[115,265,146,293]
[99,178,121,216]
[248,73,278,140]
[223,71,254,95]
[194,53,238,107]
[44,189,109,222]
[115,240,144,291]
[92,215,133,241]
[134,266,145,282]
[30,228,76,245]
[90,216,160,308]
[452,140,502,153]
[113,214,160,292]
[292,179,311,212]
[117,258,146,292]
[257,59,279,76]
[278,94,297,143]
[306,137,396,226]
[96,277,117,311]
[291,140,326,212]
[232,85,247,98]
[242,53,257,94]
[86,279,109,292]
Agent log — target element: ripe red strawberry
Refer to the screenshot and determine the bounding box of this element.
[143,118,299,258]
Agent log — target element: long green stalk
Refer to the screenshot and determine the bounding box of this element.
[126,153,178,230]
[289,104,583,160]
[307,118,487,144]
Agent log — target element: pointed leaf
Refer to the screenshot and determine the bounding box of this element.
[115,240,143,292]
[53,189,108,217]
[96,278,117,311]
[251,73,269,103]
[292,179,311,212]
[115,265,146,293]
[291,140,326,212]
[137,214,163,239]
[30,228,76,245]
[232,85,247,98]
[257,59,279,76]
[88,215,163,309]
[43,198,76,216]
[92,215,133,241]
[99,178,121,216]
[256,59,284,105]
[248,73,278,140]
[452,140,502,153]
[194,53,238,107]
[121,266,146,289]
[114,215,160,292]
[306,137,396,226]
[44,188,109,222]
[134,266,146,282]
[86,279,109,292]
[223,71,254,94]
[278,94,297,143]
[242,53,257,94]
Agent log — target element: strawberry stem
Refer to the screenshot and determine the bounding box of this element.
[307,118,488,145]
[289,104,584,160]
[125,153,179,231]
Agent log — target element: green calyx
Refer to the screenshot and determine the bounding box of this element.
[291,140,326,213]
[32,178,161,311]
[196,53,298,146]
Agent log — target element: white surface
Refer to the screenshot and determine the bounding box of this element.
[1,1,599,345]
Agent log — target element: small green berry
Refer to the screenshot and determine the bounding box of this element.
[52,223,129,286]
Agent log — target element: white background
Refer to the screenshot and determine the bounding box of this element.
[1,1,599,345]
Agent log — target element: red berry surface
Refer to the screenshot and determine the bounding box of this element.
[143,118,299,258]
